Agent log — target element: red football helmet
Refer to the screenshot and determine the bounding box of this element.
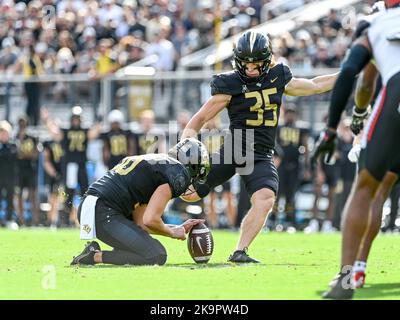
[384,0,400,8]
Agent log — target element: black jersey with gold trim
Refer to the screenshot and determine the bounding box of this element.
[210,63,292,160]
[101,129,132,168]
[62,128,89,163]
[87,154,191,218]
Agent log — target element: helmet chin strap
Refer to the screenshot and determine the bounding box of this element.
[183,184,197,196]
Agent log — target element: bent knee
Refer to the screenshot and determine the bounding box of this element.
[147,241,167,265]
[147,253,167,265]
[254,198,275,211]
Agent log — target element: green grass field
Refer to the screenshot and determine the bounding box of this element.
[1,229,400,300]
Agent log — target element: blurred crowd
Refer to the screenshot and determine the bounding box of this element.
[0,0,378,77]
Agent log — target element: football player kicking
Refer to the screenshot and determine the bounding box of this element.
[71,138,210,266]
[312,0,400,299]
[180,30,338,263]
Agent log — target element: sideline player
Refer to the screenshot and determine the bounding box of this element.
[43,106,102,226]
[101,109,133,169]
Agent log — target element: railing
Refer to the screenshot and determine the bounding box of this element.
[0,68,342,133]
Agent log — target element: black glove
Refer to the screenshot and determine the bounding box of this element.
[350,106,369,135]
[311,129,337,171]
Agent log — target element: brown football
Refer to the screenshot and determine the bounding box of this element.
[187,223,214,264]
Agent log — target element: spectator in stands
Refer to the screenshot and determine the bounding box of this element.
[0,37,19,73]
[146,28,175,71]
[327,9,342,31]
[16,44,44,126]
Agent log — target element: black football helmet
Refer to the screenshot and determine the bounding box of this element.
[233,30,273,83]
[168,138,210,185]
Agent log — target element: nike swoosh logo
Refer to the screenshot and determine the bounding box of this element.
[196,236,204,254]
[270,77,278,83]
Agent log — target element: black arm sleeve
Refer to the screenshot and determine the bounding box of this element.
[327,44,371,129]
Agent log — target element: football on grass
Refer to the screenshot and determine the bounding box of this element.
[187,223,214,264]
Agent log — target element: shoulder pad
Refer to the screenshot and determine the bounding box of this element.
[210,71,242,96]
[281,63,293,86]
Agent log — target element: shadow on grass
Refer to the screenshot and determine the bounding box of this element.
[355,282,400,299]
[69,262,267,269]
[270,263,323,267]
[315,283,400,300]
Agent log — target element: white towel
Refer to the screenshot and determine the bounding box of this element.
[348,144,361,164]
[66,162,79,189]
[79,195,98,240]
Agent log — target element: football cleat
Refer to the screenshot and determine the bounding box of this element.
[322,272,354,300]
[71,241,101,265]
[353,271,366,289]
[228,248,260,263]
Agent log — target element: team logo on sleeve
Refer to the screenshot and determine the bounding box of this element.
[173,174,188,194]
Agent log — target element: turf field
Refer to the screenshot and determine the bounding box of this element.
[1,229,400,300]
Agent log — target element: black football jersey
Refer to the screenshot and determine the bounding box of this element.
[0,142,18,178]
[210,63,292,160]
[101,129,132,168]
[277,124,308,167]
[62,127,89,163]
[16,134,38,170]
[132,129,166,155]
[43,140,64,174]
[87,154,191,218]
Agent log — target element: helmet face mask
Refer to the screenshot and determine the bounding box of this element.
[233,30,273,83]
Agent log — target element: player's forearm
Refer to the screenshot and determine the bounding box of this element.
[181,116,205,139]
[88,123,102,140]
[143,217,174,237]
[311,72,339,94]
[45,118,62,140]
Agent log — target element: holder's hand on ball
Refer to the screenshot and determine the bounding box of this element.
[170,226,186,240]
[181,219,205,233]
